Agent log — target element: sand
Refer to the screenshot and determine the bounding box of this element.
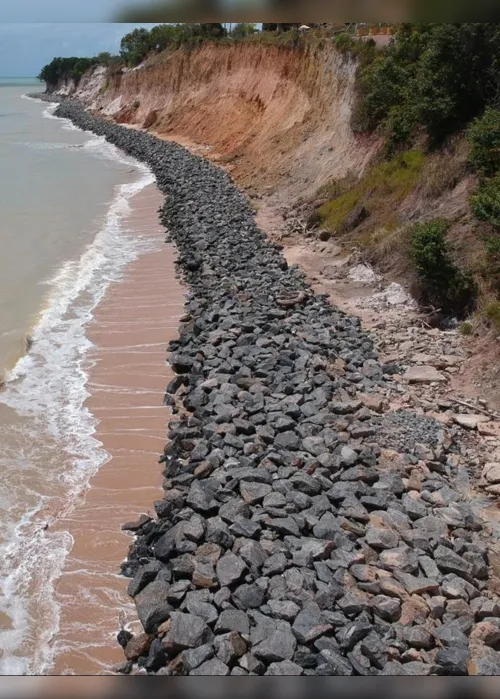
[50,185,184,674]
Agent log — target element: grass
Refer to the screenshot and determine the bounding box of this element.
[314,149,425,234]
[459,321,474,335]
[486,301,500,330]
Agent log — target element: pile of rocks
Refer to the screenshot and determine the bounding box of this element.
[51,99,500,676]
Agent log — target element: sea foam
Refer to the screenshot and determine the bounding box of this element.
[0,101,156,674]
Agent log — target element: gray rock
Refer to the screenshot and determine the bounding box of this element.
[380,661,436,675]
[240,481,273,504]
[292,607,333,644]
[316,649,353,676]
[135,580,172,635]
[216,552,247,587]
[240,540,268,569]
[229,519,261,539]
[215,609,250,635]
[371,595,401,622]
[127,562,161,598]
[185,600,218,625]
[365,525,400,550]
[265,660,304,675]
[434,545,473,580]
[274,431,300,451]
[336,621,372,651]
[434,622,469,649]
[164,612,212,652]
[190,658,230,675]
[268,600,301,621]
[214,632,247,665]
[239,652,265,675]
[183,644,215,672]
[253,623,297,662]
[266,517,300,537]
[233,583,264,610]
[435,648,469,675]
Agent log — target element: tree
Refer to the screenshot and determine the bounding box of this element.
[231,23,256,38]
[120,27,153,66]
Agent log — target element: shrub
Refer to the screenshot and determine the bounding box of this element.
[470,174,500,230]
[459,321,473,335]
[409,218,477,316]
[467,107,500,177]
[486,301,500,329]
[334,33,356,53]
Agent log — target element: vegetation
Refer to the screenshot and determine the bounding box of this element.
[313,150,425,233]
[352,24,500,151]
[485,301,500,330]
[408,218,477,316]
[467,107,500,178]
[38,57,100,89]
[470,174,500,230]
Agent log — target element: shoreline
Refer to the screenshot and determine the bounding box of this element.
[30,97,500,677]
[49,184,185,674]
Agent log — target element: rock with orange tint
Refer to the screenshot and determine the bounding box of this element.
[124,633,152,661]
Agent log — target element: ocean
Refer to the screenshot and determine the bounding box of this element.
[0,78,157,674]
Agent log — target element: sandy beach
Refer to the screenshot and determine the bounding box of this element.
[50,185,184,674]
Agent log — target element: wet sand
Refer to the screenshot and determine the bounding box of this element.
[50,185,185,674]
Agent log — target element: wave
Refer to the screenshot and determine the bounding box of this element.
[0,108,156,674]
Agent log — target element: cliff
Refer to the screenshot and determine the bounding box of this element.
[69,43,379,199]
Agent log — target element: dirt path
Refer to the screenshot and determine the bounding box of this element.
[256,199,500,538]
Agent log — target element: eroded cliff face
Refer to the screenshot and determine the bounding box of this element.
[72,43,379,198]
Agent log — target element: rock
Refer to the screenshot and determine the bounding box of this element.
[380,661,436,675]
[434,622,469,649]
[239,652,265,675]
[164,612,212,653]
[216,552,247,587]
[395,572,440,595]
[192,560,218,589]
[182,644,215,672]
[371,595,401,622]
[240,540,268,569]
[316,649,353,676]
[253,624,297,662]
[268,600,301,622]
[365,525,400,550]
[484,464,500,485]
[404,366,447,383]
[215,609,250,635]
[266,660,304,675]
[214,632,247,665]
[233,584,264,610]
[453,414,490,430]
[468,647,500,675]
[240,481,273,504]
[135,581,172,635]
[469,619,500,647]
[336,621,372,651]
[436,648,470,675]
[124,633,152,661]
[190,658,230,675]
[292,608,333,643]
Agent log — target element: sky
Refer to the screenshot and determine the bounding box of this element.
[0,23,157,78]
[0,1,153,22]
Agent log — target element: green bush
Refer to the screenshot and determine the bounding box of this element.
[486,301,500,330]
[334,33,356,53]
[409,218,477,316]
[352,23,500,148]
[467,107,500,177]
[470,174,500,230]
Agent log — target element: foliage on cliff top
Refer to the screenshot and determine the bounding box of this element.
[352,23,500,152]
